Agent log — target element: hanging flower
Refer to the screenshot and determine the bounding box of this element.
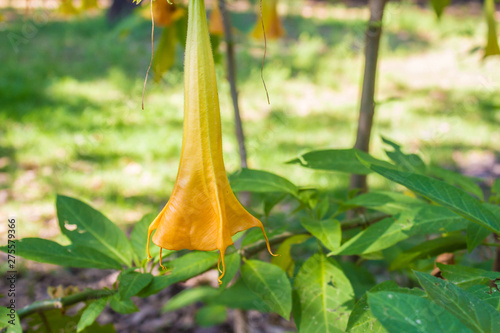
[209,0,224,36]
[250,0,285,40]
[484,0,500,58]
[80,0,98,11]
[147,0,275,285]
[152,0,185,27]
[58,0,79,16]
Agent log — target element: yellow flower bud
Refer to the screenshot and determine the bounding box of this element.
[147,0,275,285]
[250,0,285,40]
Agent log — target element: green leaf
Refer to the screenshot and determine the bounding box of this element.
[0,307,22,333]
[218,250,241,288]
[430,0,451,18]
[334,216,411,255]
[301,218,341,252]
[390,235,466,270]
[229,168,298,196]
[195,305,227,327]
[118,271,153,300]
[347,281,425,333]
[368,291,470,333]
[272,234,311,277]
[334,206,468,256]
[163,287,220,312]
[466,222,491,252]
[416,272,500,333]
[77,297,110,332]
[382,137,426,174]
[210,278,271,311]
[241,259,292,319]
[338,261,376,299]
[129,213,161,261]
[437,264,500,289]
[288,149,392,175]
[428,165,483,200]
[56,195,135,266]
[343,191,424,214]
[109,294,138,314]
[466,285,500,311]
[294,253,354,332]
[359,159,500,234]
[138,252,219,297]
[0,238,122,270]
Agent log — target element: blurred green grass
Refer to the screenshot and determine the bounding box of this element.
[0,2,499,239]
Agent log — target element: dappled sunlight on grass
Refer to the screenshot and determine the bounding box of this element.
[0,2,498,238]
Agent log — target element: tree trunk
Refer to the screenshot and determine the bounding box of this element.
[218,0,249,169]
[107,0,139,24]
[349,0,387,193]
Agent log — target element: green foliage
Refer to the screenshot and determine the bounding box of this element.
[10,138,500,332]
[416,272,500,332]
[241,259,292,319]
[294,253,354,332]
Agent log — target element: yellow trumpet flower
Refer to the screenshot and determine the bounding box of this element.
[250,0,285,40]
[58,0,79,16]
[147,0,275,285]
[81,0,98,11]
[153,0,185,27]
[209,0,224,36]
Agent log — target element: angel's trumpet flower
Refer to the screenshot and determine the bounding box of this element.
[147,0,275,285]
[81,0,98,11]
[59,0,78,16]
[153,0,185,27]
[250,0,285,40]
[209,0,224,36]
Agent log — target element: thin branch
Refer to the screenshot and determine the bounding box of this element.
[18,289,116,319]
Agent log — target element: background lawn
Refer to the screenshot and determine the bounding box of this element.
[0,0,499,242]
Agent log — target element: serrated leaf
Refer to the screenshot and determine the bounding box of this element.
[229,168,298,196]
[416,272,500,333]
[0,238,122,270]
[241,260,292,319]
[294,253,354,332]
[138,252,219,297]
[390,236,466,270]
[118,271,153,299]
[369,291,470,333]
[163,287,220,312]
[288,149,392,175]
[301,218,341,252]
[56,195,135,266]
[358,159,500,234]
[77,297,109,332]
